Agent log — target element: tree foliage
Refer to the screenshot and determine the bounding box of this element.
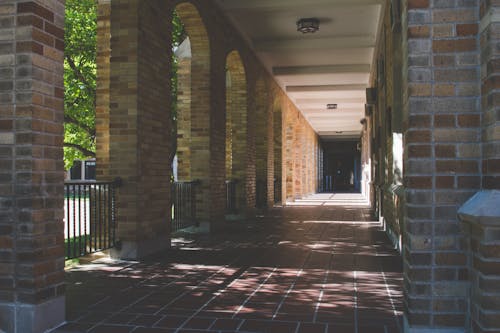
[64,0,97,170]
[64,1,186,171]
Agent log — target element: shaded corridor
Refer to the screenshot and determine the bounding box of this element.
[54,197,402,333]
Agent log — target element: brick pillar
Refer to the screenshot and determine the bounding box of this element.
[480,0,500,190]
[226,51,251,215]
[176,55,192,181]
[0,1,65,332]
[284,101,295,201]
[273,96,283,205]
[403,0,481,331]
[245,72,256,212]
[96,0,110,180]
[453,2,500,332]
[175,2,215,224]
[266,89,275,208]
[459,192,500,333]
[106,0,172,259]
[255,77,269,208]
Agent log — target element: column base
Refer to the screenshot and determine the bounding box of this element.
[112,235,171,259]
[0,296,65,333]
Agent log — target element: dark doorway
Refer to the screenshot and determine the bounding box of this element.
[322,140,361,193]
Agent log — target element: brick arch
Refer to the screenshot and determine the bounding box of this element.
[226,50,250,213]
[174,2,212,221]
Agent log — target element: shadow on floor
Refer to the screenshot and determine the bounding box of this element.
[54,201,403,333]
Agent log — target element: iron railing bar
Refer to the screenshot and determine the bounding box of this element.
[64,179,121,260]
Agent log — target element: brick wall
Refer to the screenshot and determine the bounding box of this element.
[480,0,500,190]
[284,100,318,201]
[373,2,405,250]
[402,0,481,330]
[0,1,65,332]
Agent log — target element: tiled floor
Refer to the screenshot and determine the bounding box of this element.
[53,194,403,333]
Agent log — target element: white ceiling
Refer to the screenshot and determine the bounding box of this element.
[215,0,384,140]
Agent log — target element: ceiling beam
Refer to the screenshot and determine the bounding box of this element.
[287,84,368,93]
[308,117,361,121]
[217,0,384,10]
[318,131,361,135]
[254,36,376,52]
[273,64,370,76]
[303,111,364,115]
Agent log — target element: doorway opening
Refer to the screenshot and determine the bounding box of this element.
[321,140,361,193]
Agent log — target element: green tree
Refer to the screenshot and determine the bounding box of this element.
[64,1,186,171]
[64,0,97,170]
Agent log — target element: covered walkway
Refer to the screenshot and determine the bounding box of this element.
[54,198,402,333]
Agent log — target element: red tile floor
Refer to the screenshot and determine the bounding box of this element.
[53,194,403,333]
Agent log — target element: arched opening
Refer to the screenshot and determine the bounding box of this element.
[174,2,211,224]
[225,50,248,215]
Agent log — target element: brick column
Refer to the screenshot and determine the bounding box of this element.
[175,2,215,224]
[459,192,500,333]
[273,96,283,204]
[266,90,275,208]
[255,77,269,208]
[0,1,65,332]
[480,0,500,190]
[453,2,500,332]
[225,50,258,216]
[106,0,172,259]
[95,0,110,180]
[284,101,295,201]
[403,0,481,331]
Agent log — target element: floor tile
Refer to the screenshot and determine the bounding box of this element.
[55,203,403,333]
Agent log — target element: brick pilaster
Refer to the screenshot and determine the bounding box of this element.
[480,0,500,190]
[0,1,65,332]
[403,0,481,331]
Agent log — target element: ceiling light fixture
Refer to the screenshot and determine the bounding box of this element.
[297,18,320,34]
[327,104,337,110]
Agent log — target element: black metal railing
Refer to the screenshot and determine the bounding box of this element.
[226,179,238,213]
[64,179,120,260]
[274,178,282,204]
[256,179,267,208]
[172,180,199,232]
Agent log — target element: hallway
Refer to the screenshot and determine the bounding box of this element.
[54,200,402,333]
